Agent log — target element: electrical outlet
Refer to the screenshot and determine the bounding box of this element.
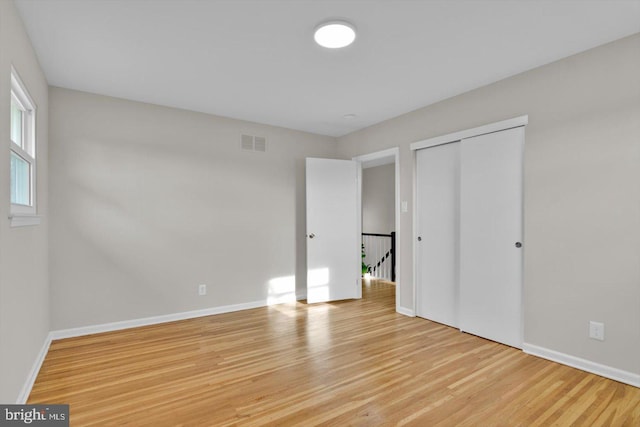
[589,321,605,341]
[198,284,207,296]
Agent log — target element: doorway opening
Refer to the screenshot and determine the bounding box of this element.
[353,148,400,312]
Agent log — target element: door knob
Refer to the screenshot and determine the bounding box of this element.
[417,236,422,241]
[309,233,315,239]
[515,242,522,248]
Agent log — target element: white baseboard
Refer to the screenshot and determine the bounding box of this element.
[50,299,268,340]
[396,306,415,317]
[17,332,53,404]
[523,343,640,388]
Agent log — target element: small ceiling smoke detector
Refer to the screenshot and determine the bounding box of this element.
[314,20,356,49]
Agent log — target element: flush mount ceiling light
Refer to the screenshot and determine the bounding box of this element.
[314,20,356,48]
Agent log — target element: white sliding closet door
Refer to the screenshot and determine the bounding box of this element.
[459,127,524,348]
[415,142,459,327]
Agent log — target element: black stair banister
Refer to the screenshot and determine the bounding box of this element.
[361,232,396,282]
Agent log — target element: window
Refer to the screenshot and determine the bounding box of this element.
[10,67,39,226]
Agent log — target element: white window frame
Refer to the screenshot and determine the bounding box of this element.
[9,66,40,226]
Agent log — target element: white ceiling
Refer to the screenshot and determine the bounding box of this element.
[15,0,640,137]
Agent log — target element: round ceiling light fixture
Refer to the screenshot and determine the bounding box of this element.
[314,20,356,48]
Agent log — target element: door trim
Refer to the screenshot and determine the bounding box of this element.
[352,147,401,313]
[410,115,528,151]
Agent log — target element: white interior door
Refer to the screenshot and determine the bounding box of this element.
[416,142,460,327]
[459,127,524,348]
[306,158,359,303]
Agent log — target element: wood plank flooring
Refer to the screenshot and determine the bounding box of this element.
[29,280,640,426]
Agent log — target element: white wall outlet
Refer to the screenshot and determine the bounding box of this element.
[198,284,207,296]
[402,201,408,213]
[589,321,605,341]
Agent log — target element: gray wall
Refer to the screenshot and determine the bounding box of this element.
[48,88,337,330]
[362,164,395,234]
[337,34,640,375]
[0,0,50,402]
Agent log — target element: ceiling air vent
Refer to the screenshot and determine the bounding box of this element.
[240,134,267,152]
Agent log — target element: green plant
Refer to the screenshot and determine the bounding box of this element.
[361,244,371,275]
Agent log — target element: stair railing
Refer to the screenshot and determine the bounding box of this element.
[361,232,396,282]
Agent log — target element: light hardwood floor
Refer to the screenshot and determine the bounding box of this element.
[29,280,640,426]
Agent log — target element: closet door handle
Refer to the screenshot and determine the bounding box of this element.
[515,242,522,248]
